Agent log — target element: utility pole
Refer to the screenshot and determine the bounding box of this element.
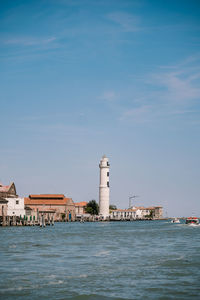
[129,195,139,209]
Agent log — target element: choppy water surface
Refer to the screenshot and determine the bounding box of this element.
[0,221,200,299]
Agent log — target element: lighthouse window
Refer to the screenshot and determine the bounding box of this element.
[16,200,19,205]
[107,172,109,177]
[107,181,109,187]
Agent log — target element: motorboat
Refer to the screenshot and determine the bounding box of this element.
[185,217,199,226]
[171,218,180,223]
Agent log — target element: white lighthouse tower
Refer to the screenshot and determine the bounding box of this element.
[99,155,110,219]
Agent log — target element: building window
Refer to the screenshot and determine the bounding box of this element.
[107,172,109,176]
[107,181,109,187]
[107,162,110,166]
[16,200,19,205]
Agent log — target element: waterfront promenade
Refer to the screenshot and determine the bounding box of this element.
[0,221,199,300]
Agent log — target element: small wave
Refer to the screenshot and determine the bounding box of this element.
[178,223,200,227]
[48,280,63,285]
[66,274,88,279]
[79,274,88,278]
[0,286,24,292]
[46,274,56,279]
[9,244,16,249]
[68,294,128,300]
[93,250,110,257]
[176,255,185,260]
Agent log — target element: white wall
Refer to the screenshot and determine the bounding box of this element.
[6,197,26,217]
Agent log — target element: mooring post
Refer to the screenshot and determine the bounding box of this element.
[37,209,39,224]
[51,215,54,226]
[42,214,45,227]
[39,215,42,227]
[2,205,6,227]
[47,213,50,225]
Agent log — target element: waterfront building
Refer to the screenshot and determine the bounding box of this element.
[131,206,153,219]
[110,206,163,220]
[111,209,137,220]
[0,182,17,198]
[75,201,88,215]
[24,194,75,221]
[132,206,163,219]
[153,206,163,219]
[0,197,8,217]
[6,197,25,217]
[99,155,110,219]
[0,182,25,217]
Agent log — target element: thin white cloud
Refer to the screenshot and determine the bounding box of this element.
[120,105,154,122]
[107,12,141,32]
[169,109,197,115]
[100,91,118,102]
[2,36,56,46]
[150,64,200,104]
[120,55,200,123]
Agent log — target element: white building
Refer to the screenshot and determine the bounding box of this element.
[110,206,163,220]
[99,155,110,219]
[6,197,26,217]
[111,209,137,220]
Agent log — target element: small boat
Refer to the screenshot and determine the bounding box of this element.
[171,218,180,223]
[186,217,199,225]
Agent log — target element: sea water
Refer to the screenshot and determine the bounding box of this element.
[0,221,200,299]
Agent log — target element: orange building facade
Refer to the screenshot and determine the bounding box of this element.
[75,201,88,215]
[24,194,76,221]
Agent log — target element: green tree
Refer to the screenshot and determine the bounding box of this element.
[109,204,117,210]
[145,210,154,219]
[85,200,99,215]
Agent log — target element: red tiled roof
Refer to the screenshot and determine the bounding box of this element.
[25,196,72,205]
[0,182,16,195]
[112,207,162,212]
[29,194,65,199]
[75,201,88,207]
[134,206,146,210]
[111,209,137,212]
[145,207,156,210]
[0,185,9,192]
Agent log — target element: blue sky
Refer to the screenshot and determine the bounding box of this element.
[0,0,200,217]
